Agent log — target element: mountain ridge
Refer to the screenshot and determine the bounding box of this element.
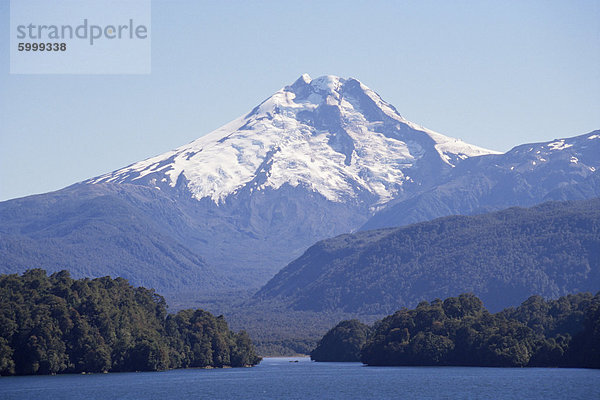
[255,197,600,313]
[0,75,598,299]
[362,130,600,230]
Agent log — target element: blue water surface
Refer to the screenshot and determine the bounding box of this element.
[1,357,598,399]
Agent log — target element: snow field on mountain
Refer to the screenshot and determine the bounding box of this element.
[90,75,498,204]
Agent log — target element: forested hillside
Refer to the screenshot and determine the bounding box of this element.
[0,270,260,376]
[257,198,600,313]
[0,186,224,293]
[310,319,371,362]
[313,292,600,368]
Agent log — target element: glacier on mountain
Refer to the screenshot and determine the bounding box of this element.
[89,74,498,205]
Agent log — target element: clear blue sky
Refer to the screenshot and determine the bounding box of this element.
[1,0,599,201]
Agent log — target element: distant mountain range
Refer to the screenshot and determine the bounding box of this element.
[0,74,598,298]
[256,198,600,313]
[363,132,600,230]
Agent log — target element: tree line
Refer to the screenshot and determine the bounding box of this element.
[311,292,600,368]
[0,269,261,376]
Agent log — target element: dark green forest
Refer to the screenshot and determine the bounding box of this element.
[0,270,261,376]
[310,319,371,362]
[312,292,600,368]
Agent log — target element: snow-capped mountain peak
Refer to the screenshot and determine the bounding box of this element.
[88,75,498,205]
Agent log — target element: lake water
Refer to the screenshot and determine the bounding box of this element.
[1,357,598,399]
